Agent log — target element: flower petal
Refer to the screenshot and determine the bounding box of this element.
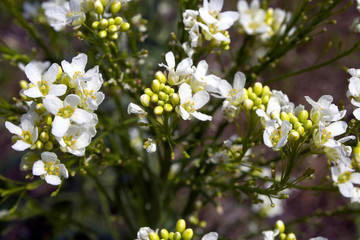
[193,90,210,110]
[45,174,61,185]
[52,116,70,137]
[43,63,59,84]
[48,84,67,97]
[41,151,58,163]
[71,109,93,124]
[23,87,43,98]
[64,94,81,108]
[43,95,63,115]
[25,62,42,84]
[12,140,31,151]
[32,160,46,176]
[192,111,212,121]
[5,121,22,136]
[179,83,192,104]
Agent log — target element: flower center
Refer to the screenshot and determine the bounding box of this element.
[44,160,60,176]
[58,105,75,118]
[320,128,332,145]
[182,100,195,113]
[63,135,77,147]
[73,71,83,80]
[338,171,352,184]
[21,130,33,144]
[37,79,50,96]
[84,89,96,99]
[270,129,282,147]
[228,89,239,98]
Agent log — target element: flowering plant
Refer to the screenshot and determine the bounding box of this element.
[1,0,360,239]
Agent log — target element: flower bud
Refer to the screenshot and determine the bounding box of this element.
[182,229,193,240]
[108,18,115,25]
[151,94,159,103]
[94,0,104,14]
[114,16,123,25]
[280,112,290,121]
[159,91,168,101]
[45,115,53,125]
[154,106,163,115]
[160,229,169,240]
[157,100,165,106]
[159,83,165,91]
[247,87,253,95]
[108,24,118,34]
[275,220,285,233]
[99,30,107,38]
[270,111,280,120]
[35,140,44,150]
[19,80,28,89]
[169,232,174,240]
[354,143,360,164]
[298,110,308,123]
[279,233,286,240]
[149,232,160,240]
[258,104,265,111]
[109,32,118,40]
[164,103,173,112]
[155,71,167,84]
[20,152,38,171]
[303,119,312,130]
[171,93,180,105]
[163,86,171,94]
[286,233,296,240]
[145,88,154,96]
[40,131,50,142]
[294,121,302,130]
[249,92,257,101]
[140,94,151,107]
[261,95,269,104]
[289,116,298,124]
[254,82,263,96]
[92,21,99,29]
[44,141,54,151]
[261,85,270,96]
[254,97,262,106]
[99,19,108,29]
[110,1,121,14]
[151,79,161,93]
[35,103,46,114]
[120,22,130,31]
[174,232,181,240]
[57,66,63,80]
[176,219,186,234]
[243,99,254,111]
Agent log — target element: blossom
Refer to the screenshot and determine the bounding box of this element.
[331,163,360,198]
[127,103,148,118]
[313,121,348,149]
[136,227,155,240]
[202,232,218,240]
[262,229,279,240]
[191,60,220,93]
[32,151,68,185]
[178,83,212,121]
[144,138,156,153]
[305,95,345,124]
[213,71,246,103]
[5,114,38,151]
[267,90,294,116]
[260,8,293,41]
[56,125,91,156]
[263,119,291,151]
[237,0,269,35]
[23,62,67,98]
[43,94,93,137]
[183,10,202,48]
[62,53,94,87]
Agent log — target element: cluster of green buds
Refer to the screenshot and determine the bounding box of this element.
[242,82,271,112]
[89,0,130,40]
[140,71,180,116]
[280,108,312,142]
[270,220,297,240]
[149,219,194,240]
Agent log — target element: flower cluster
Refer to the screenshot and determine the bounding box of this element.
[42,0,130,40]
[5,53,104,185]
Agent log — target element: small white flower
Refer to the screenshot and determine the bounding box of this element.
[178,83,212,121]
[237,0,269,35]
[213,71,246,103]
[262,229,280,240]
[267,90,294,116]
[56,125,91,156]
[305,95,346,124]
[23,62,67,98]
[42,0,70,31]
[191,60,220,93]
[127,103,148,118]
[136,227,154,240]
[144,138,157,153]
[159,51,193,86]
[331,163,360,198]
[43,94,93,137]
[313,121,348,149]
[201,232,218,240]
[263,119,291,151]
[5,114,38,151]
[32,152,68,185]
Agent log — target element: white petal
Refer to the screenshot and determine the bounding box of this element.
[177,58,193,73]
[218,80,232,97]
[179,83,192,104]
[351,173,360,184]
[354,108,360,120]
[193,90,210,110]
[71,109,93,124]
[202,232,218,240]
[327,121,347,137]
[59,164,69,178]
[233,71,246,91]
[12,140,31,151]
[52,116,70,137]
[180,105,190,120]
[48,84,67,97]
[72,53,87,73]
[43,63,59,84]
[218,12,239,31]
[61,60,75,78]
[5,121,22,136]
[192,111,212,121]
[41,151,58,162]
[32,160,46,176]
[25,63,41,84]
[23,87,43,98]
[43,95,63,115]
[165,51,175,69]
[64,94,81,108]
[339,182,354,198]
[45,174,61,185]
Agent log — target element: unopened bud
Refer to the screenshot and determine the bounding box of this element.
[289,130,300,142]
[149,232,160,240]
[35,103,46,114]
[45,115,52,125]
[294,121,302,130]
[151,94,159,103]
[114,16,123,25]
[108,24,118,34]
[303,119,312,130]
[40,132,50,142]
[160,229,169,240]
[151,79,161,93]
[92,21,99,29]
[109,32,118,40]
[144,88,154,96]
[261,95,269,104]
[275,220,285,233]
[120,22,130,31]
[176,219,186,234]
[174,232,181,240]
[110,1,121,14]
[159,91,168,101]
[20,80,28,89]
[280,233,286,240]
[354,143,360,163]
[286,233,296,240]
[182,229,193,240]
[289,116,298,124]
[280,112,290,121]
[254,82,263,96]
[157,100,165,106]
[164,103,173,112]
[254,98,262,106]
[44,141,53,151]
[298,110,308,123]
[99,18,108,29]
[243,99,254,111]
[99,30,107,38]
[249,92,257,101]
[108,18,115,25]
[163,86,171,94]
[140,94,150,107]
[35,140,44,150]
[261,85,270,96]
[155,71,167,84]
[171,93,180,105]
[94,0,104,14]
[154,106,163,115]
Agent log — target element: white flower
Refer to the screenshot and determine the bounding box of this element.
[191,60,220,93]
[144,138,157,153]
[267,90,294,116]
[5,114,38,151]
[305,95,345,124]
[56,125,91,156]
[136,227,154,240]
[263,119,291,151]
[198,0,239,43]
[313,121,348,149]
[347,74,360,107]
[260,8,293,41]
[183,9,202,48]
[309,237,328,240]
[350,18,360,33]
[262,229,280,240]
[127,103,148,118]
[202,232,218,240]
[43,94,93,137]
[62,53,95,87]
[331,162,360,198]
[19,60,50,73]
[42,0,70,31]
[213,71,246,104]
[237,0,269,35]
[76,66,105,111]
[159,51,193,86]
[82,113,99,137]
[23,62,67,98]
[32,152,68,185]
[178,83,212,121]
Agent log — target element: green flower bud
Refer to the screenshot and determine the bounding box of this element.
[149,232,160,240]
[114,16,123,25]
[45,115,53,125]
[354,143,360,164]
[258,104,265,111]
[289,116,298,124]
[99,19,109,29]
[44,141,54,151]
[294,121,302,130]
[163,86,171,94]
[164,103,173,112]
[151,94,159,103]
[176,219,186,234]
[140,94,151,107]
[35,103,46,114]
[298,110,309,123]
[157,100,165,106]
[262,85,271,96]
[109,32,118,40]
[286,233,296,240]
[108,24,118,34]
[170,88,175,94]
[247,87,253,95]
[19,80,28,89]
[182,229,193,240]
[279,233,286,240]
[94,0,104,14]
[156,71,167,84]
[92,21,99,29]
[108,18,115,25]
[154,106,164,115]
[249,92,257,101]
[40,132,50,142]
[303,119,312,130]
[254,82,263,96]
[275,220,285,233]
[151,79,161,93]
[297,126,305,136]
[159,83,165,91]
[110,1,121,14]
[159,91,168,101]
[120,22,130,31]
[261,95,269,104]
[145,88,154,96]
[280,112,290,122]
[99,30,107,38]
[171,93,180,105]
[11,135,20,143]
[174,232,181,240]
[254,97,262,106]
[161,229,169,240]
[243,99,254,111]
[169,232,174,240]
[35,140,44,150]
